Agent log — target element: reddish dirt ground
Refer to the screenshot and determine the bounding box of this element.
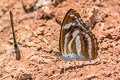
[0,0,120,80]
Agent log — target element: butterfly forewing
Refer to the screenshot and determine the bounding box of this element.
[60,9,83,55]
[59,9,98,61]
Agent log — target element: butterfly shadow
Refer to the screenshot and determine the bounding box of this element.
[60,61,101,74]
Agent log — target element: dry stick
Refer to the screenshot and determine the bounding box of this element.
[9,11,21,60]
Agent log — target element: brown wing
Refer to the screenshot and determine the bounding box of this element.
[59,9,85,56]
[59,9,98,60]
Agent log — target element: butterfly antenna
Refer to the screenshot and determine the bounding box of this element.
[9,11,21,60]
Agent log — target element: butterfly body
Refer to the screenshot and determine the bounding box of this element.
[58,9,98,61]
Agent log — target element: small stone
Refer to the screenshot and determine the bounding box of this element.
[43,38,49,45]
[30,56,39,62]
[32,31,37,37]
[25,42,37,47]
[85,74,97,79]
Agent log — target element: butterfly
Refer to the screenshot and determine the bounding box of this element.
[57,9,98,62]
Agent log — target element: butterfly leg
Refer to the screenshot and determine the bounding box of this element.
[73,61,77,70]
[62,60,67,75]
[62,61,65,74]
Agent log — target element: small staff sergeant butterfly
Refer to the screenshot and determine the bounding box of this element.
[57,9,98,61]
